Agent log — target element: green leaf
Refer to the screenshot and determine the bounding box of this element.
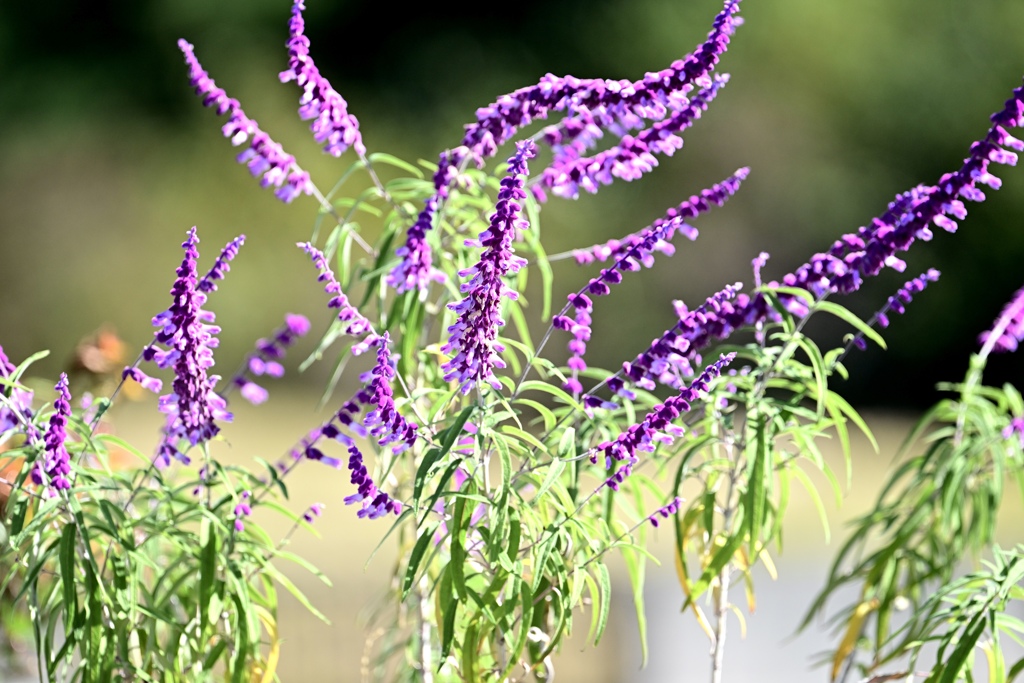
[746,414,769,557]
[59,522,78,634]
[593,562,612,645]
[622,547,649,667]
[402,525,439,600]
[816,300,887,350]
[451,484,471,602]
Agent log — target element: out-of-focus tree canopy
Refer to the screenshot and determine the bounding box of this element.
[1,0,1022,407]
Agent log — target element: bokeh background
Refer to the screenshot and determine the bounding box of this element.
[2,0,1024,680]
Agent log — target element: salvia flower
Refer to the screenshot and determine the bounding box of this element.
[344,443,402,519]
[362,333,419,453]
[623,283,743,391]
[231,313,311,404]
[845,269,941,353]
[0,345,35,437]
[279,0,365,158]
[385,195,447,294]
[233,490,252,532]
[178,39,313,203]
[458,0,742,167]
[1003,417,1024,447]
[198,234,246,293]
[647,496,683,528]
[597,354,734,492]
[541,75,729,199]
[143,228,233,466]
[979,283,1024,353]
[571,168,747,266]
[646,79,1024,374]
[303,502,325,523]
[31,374,72,494]
[300,242,379,354]
[441,141,535,393]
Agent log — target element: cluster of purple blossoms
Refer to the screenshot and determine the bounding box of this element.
[279,0,365,158]
[300,242,380,355]
[30,374,72,494]
[0,345,35,437]
[230,313,311,404]
[302,502,325,523]
[178,40,313,203]
[553,170,747,394]
[441,141,535,393]
[979,283,1024,353]
[130,228,233,467]
[598,354,734,492]
[1004,417,1024,448]
[387,0,743,295]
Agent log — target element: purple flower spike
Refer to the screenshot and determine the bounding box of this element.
[361,333,419,453]
[843,269,940,355]
[542,76,730,199]
[0,345,35,437]
[32,374,73,494]
[300,242,379,354]
[572,168,747,266]
[647,496,683,528]
[344,443,402,519]
[178,39,313,203]
[198,234,246,293]
[385,196,447,294]
[279,0,365,157]
[1003,417,1024,447]
[149,228,233,466]
[441,141,536,393]
[303,502,325,523]
[597,354,733,491]
[233,490,252,532]
[230,313,311,405]
[623,283,743,391]
[980,283,1024,353]
[122,366,163,393]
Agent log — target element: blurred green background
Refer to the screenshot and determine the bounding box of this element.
[1,0,1024,407]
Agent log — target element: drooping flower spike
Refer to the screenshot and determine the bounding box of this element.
[645,78,1024,374]
[459,0,742,166]
[598,353,734,492]
[233,490,252,532]
[622,283,743,391]
[198,234,246,293]
[30,373,72,495]
[362,333,419,453]
[540,75,730,199]
[0,345,36,438]
[979,282,1024,354]
[300,242,380,355]
[178,39,313,203]
[441,140,536,394]
[843,269,941,353]
[279,0,365,158]
[647,496,683,528]
[553,170,746,393]
[136,228,233,467]
[344,443,402,519]
[229,313,311,404]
